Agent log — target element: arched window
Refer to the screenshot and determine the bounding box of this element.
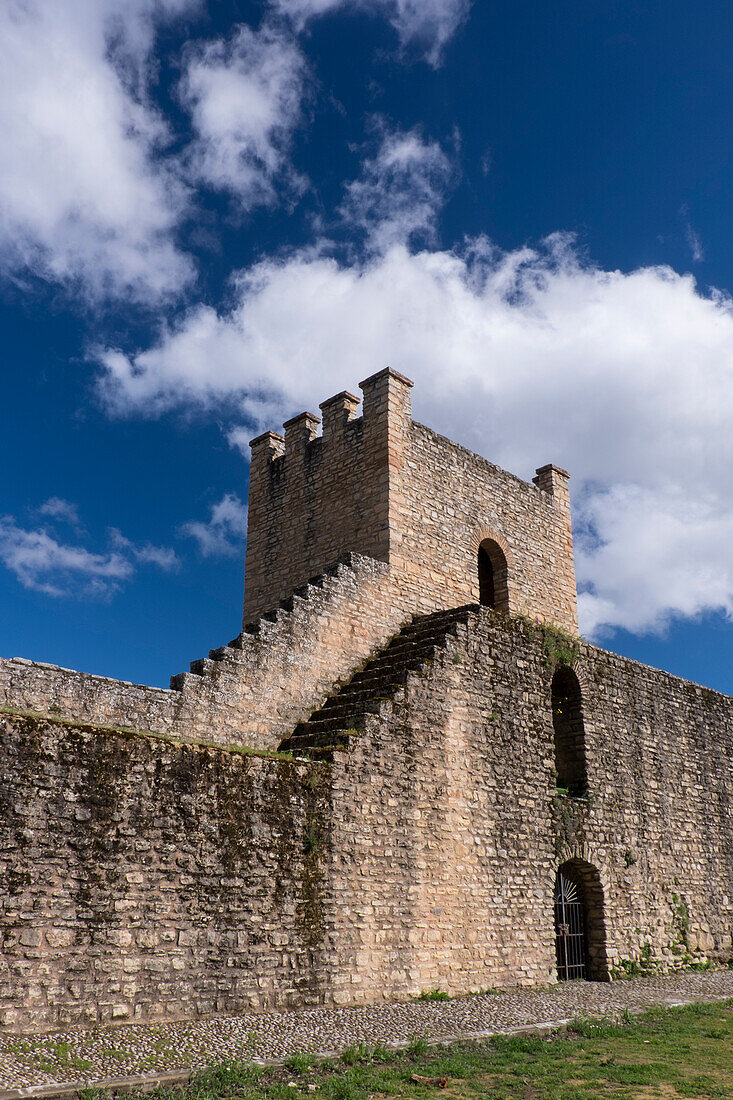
[552,666,587,798]
[477,539,509,611]
[554,860,609,981]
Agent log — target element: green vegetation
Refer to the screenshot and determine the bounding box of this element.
[416,989,451,1002]
[540,623,580,667]
[610,942,656,980]
[672,894,691,950]
[514,616,581,668]
[77,1000,733,1100]
[303,822,322,855]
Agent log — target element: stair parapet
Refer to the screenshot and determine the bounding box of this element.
[279,604,478,757]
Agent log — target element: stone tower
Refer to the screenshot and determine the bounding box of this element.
[244,367,578,634]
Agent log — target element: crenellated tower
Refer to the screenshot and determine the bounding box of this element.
[244,368,578,634]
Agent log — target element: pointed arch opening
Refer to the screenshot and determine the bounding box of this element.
[477,538,509,611]
[552,666,587,798]
[554,860,609,981]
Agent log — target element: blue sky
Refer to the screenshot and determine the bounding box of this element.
[1,0,732,693]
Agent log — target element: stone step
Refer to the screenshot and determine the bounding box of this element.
[310,695,385,721]
[189,657,215,676]
[284,727,339,749]
[209,646,238,662]
[353,647,442,674]
[171,551,371,691]
[320,678,404,703]
[300,711,375,736]
[355,649,438,676]
[282,604,477,756]
[319,691,393,715]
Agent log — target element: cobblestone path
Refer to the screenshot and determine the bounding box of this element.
[2,970,733,1094]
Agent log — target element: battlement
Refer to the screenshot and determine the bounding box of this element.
[244,368,414,621]
[247,368,412,476]
[244,369,578,634]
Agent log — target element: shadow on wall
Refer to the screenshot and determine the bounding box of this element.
[478,539,509,611]
[552,666,588,798]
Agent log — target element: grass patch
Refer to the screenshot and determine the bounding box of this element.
[81,1000,733,1100]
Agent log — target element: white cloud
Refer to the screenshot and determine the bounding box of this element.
[179,24,307,208]
[37,497,82,527]
[109,528,179,570]
[0,0,196,301]
[0,519,131,598]
[683,217,704,263]
[340,125,454,253]
[0,509,177,598]
[180,493,248,556]
[96,232,733,637]
[577,486,733,637]
[270,0,471,65]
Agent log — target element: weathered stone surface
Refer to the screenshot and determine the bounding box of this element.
[2,611,732,1029]
[0,368,730,1032]
[0,717,330,1030]
[326,610,733,1001]
[0,554,403,751]
[244,369,577,634]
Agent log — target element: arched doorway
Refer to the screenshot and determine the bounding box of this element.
[552,667,587,798]
[477,539,509,611]
[554,861,609,981]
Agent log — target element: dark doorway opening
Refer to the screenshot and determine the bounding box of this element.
[477,539,509,611]
[552,666,587,798]
[554,861,609,982]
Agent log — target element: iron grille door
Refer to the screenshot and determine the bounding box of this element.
[554,871,586,980]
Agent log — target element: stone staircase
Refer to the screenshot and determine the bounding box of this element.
[279,604,478,758]
[169,553,374,691]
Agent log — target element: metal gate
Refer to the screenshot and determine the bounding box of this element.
[554,871,586,980]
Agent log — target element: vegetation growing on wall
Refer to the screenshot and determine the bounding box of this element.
[513,615,581,669]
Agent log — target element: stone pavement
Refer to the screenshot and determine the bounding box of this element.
[2,970,733,1096]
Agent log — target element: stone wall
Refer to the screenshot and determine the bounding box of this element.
[326,611,558,1001]
[325,611,733,1002]
[394,424,577,631]
[243,369,577,634]
[564,640,733,973]
[0,713,331,1032]
[0,554,407,753]
[1,611,733,1030]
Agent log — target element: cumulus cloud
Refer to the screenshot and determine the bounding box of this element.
[180,493,248,556]
[270,0,470,65]
[0,0,196,301]
[0,508,177,598]
[576,486,733,637]
[97,231,733,638]
[179,24,307,208]
[340,125,454,252]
